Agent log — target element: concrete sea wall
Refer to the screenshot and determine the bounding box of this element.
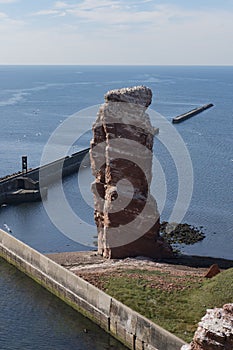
[0,229,186,350]
[0,148,89,188]
[172,103,214,124]
[0,148,89,205]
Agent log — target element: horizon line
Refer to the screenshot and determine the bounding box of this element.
[0,64,233,67]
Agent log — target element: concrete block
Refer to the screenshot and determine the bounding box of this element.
[85,283,99,308]
[75,295,95,315]
[136,315,151,343]
[85,282,111,315]
[30,249,42,270]
[28,264,42,282]
[46,258,64,282]
[92,307,109,330]
[0,230,3,243]
[144,344,159,350]
[96,288,112,315]
[97,313,110,331]
[116,322,126,342]
[40,271,49,286]
[135,338,145,350]
[149,323,186,350]
[68,273,89,299]
[110,320,117,335]
[110,298,137,334]
[2,233,25,257]
[40,256,49,275]
[125,332,136,349]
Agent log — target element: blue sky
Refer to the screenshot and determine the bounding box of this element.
[0,0,233,64]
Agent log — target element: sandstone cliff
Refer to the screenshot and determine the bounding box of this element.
[90,86,172,259]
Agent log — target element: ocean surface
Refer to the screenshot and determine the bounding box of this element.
[0,258,126,350]
[0,65,232,349]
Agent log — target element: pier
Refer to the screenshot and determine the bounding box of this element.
[172,103,214,124]
[0,148,89,205]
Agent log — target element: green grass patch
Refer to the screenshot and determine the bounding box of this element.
[102,268,233,342]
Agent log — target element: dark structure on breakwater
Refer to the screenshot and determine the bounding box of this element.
[0,148,89,205]
[172,103,214,124]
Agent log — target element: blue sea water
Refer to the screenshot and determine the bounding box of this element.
[0,257,127,350]
[0,65,232,349]
[0,65,232,258]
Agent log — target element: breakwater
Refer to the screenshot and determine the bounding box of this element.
[0,148,89,205]
[0,229,186,350]
[172,104,214,123]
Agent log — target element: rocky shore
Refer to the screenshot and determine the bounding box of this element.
[160,221,205,246]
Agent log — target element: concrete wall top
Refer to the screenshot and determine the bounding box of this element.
[0,229,111,315]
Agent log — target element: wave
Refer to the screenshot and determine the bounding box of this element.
[0,81,93,107]
[0,91,29,107]
[0,77,173,108]
[138,77,174,84]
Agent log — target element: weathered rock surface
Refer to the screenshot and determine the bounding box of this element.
[204,264,221,279]
[90,86,173,259]
[181,304,233,350]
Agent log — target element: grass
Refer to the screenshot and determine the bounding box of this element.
[100,268,233,342]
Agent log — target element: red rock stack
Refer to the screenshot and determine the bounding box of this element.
[90,86,173,259]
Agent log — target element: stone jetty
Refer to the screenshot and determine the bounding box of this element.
[172,104,214,124]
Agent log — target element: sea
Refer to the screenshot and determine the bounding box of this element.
[0,65,232,349]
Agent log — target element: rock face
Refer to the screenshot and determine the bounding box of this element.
[90,86,173,259]
[204,264,221,279]
[182,304,233,350]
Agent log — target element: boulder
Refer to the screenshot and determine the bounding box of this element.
[182,304,233,350]
[204,264,221,278]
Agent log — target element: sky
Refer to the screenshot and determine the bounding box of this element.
[0,0,233,65]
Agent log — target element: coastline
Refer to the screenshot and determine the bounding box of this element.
[46,251,233,343]
[46,251,233,270]
[0,229,186,350]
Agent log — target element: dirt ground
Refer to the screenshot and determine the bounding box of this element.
[46,251,211,291]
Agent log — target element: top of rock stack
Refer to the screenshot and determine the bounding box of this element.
[104,85,152,108]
